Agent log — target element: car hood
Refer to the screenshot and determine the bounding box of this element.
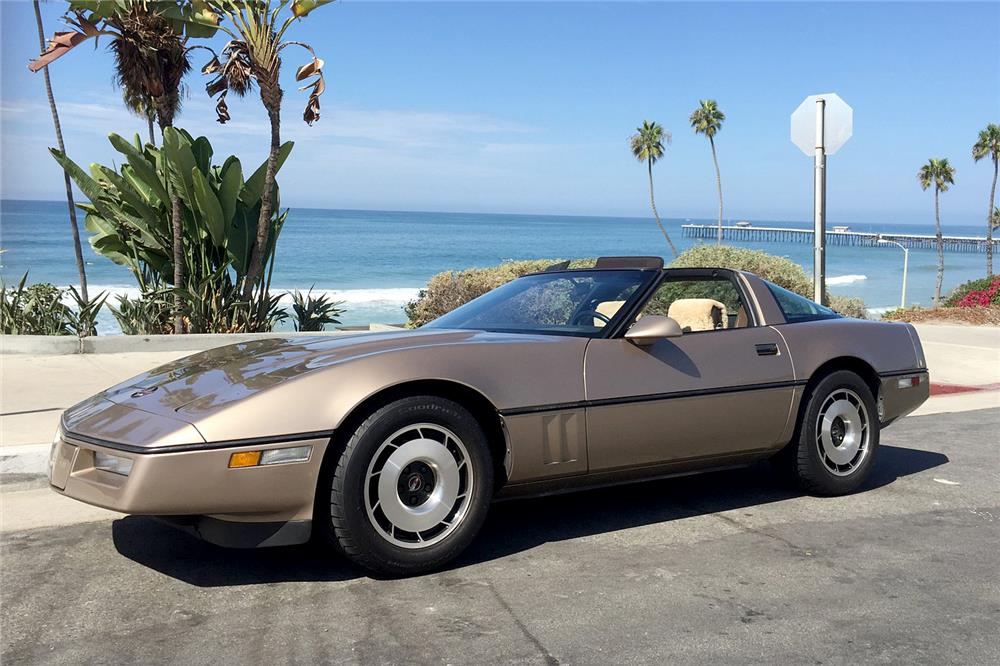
[99,328,557,420]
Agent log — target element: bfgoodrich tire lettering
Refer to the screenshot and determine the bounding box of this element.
[787,370,880,496]
[321,396,493,576]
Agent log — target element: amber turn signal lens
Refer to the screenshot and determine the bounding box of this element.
[229,451,262,468]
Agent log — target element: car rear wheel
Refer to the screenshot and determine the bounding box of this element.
[783,370,880,495]
[320,396,493,576]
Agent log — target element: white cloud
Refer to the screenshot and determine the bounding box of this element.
[1,94,538,152]
[0,93,550,206]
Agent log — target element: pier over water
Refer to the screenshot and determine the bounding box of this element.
[682,224,998,253]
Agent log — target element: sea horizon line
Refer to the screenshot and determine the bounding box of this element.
[0,198,985,231]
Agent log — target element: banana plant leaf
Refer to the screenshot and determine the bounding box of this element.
[49,149,106,206]
[192,167,226,247]
[108,134,170,205]
[161,128,198,207]
[217,159,243,230]
[94,166,161,227]
[191,136,214,175]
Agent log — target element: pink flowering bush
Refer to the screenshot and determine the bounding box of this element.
[943,276,1000,308]
[955,276,1000,308]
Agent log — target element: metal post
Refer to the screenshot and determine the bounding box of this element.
[813,98,826,304]
[901,246,909,308]
[879,237,909,308]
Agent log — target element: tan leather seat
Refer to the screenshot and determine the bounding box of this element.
[667,298,728,332]
[594,300,625,326]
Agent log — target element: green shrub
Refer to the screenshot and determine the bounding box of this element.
[1,277,69,335]
[64,287,109,338]
[669,245,813,295]
[109,289,175,335]
[827,295,868,319]
[0,274,107,336]
[405,259,594,327]
[943,276,998,307]
[880,305,925,322]
[670,244,867,318]
[291,288,344,331]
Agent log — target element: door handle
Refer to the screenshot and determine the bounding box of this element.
[755,343,779,356]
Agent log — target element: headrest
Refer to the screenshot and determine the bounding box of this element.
[667,298,728,332]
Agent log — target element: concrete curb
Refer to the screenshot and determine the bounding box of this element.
[1,443,50,492]
[0,328,404,356]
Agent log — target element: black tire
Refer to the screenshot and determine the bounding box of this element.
[782,370,880,496]
[318,396,493,576]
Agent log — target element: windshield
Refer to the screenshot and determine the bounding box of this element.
[424,270,654,337]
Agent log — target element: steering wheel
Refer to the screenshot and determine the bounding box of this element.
[571,310,611,326]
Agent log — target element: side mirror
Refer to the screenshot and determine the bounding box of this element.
[624,315,683,346]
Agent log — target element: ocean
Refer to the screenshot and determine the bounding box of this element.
[0,199,992,332]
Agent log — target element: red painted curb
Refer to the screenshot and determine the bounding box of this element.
[930,382,1000,396]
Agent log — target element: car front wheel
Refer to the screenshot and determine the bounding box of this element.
[320,396,493,576]
[785,370,880,495]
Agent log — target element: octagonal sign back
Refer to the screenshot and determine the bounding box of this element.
[791,93,853,156]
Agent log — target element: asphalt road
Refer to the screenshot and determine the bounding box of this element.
[3,409,999,665]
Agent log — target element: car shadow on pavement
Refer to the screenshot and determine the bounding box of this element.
[459,444,949,567]
[111,444,947,587]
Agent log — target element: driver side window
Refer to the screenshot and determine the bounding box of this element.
[639,277,751,332]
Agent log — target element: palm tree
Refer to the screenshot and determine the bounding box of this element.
[972,124,1000,276]
[29,2,205,332]
[689,100,726,244]
[110,6,192,332]
[196,0,331,300]
[918,158,956,306]
[630,120,677,256]
[31,0,89,304]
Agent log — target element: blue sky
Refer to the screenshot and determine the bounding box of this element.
[2,1,998,226]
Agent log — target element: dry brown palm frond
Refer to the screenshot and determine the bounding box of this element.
[295,57,325,125]
[110,4,190,128]
[222,41,254,96]
[28,12,110,72]
[197,40,253,124]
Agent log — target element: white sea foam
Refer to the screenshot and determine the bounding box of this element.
[827,274,867,286]
[59,285,422,307]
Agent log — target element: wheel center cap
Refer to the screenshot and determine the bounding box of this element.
[397,461,435,507]
[831,416,846,446]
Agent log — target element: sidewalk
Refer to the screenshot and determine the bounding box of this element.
[1,351,192,448]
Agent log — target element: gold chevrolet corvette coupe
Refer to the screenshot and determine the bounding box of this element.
[50,257,929,575]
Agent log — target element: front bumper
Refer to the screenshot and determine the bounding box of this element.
[50,431,331,546]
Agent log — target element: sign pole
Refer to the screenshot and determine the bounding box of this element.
[813,98,826,304]
[792,92,850,306]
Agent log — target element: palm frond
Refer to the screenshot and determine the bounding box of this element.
[918,158,956,192]
[972,123,1000,162]
[629,120,669,164]
[690,99,725,138]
